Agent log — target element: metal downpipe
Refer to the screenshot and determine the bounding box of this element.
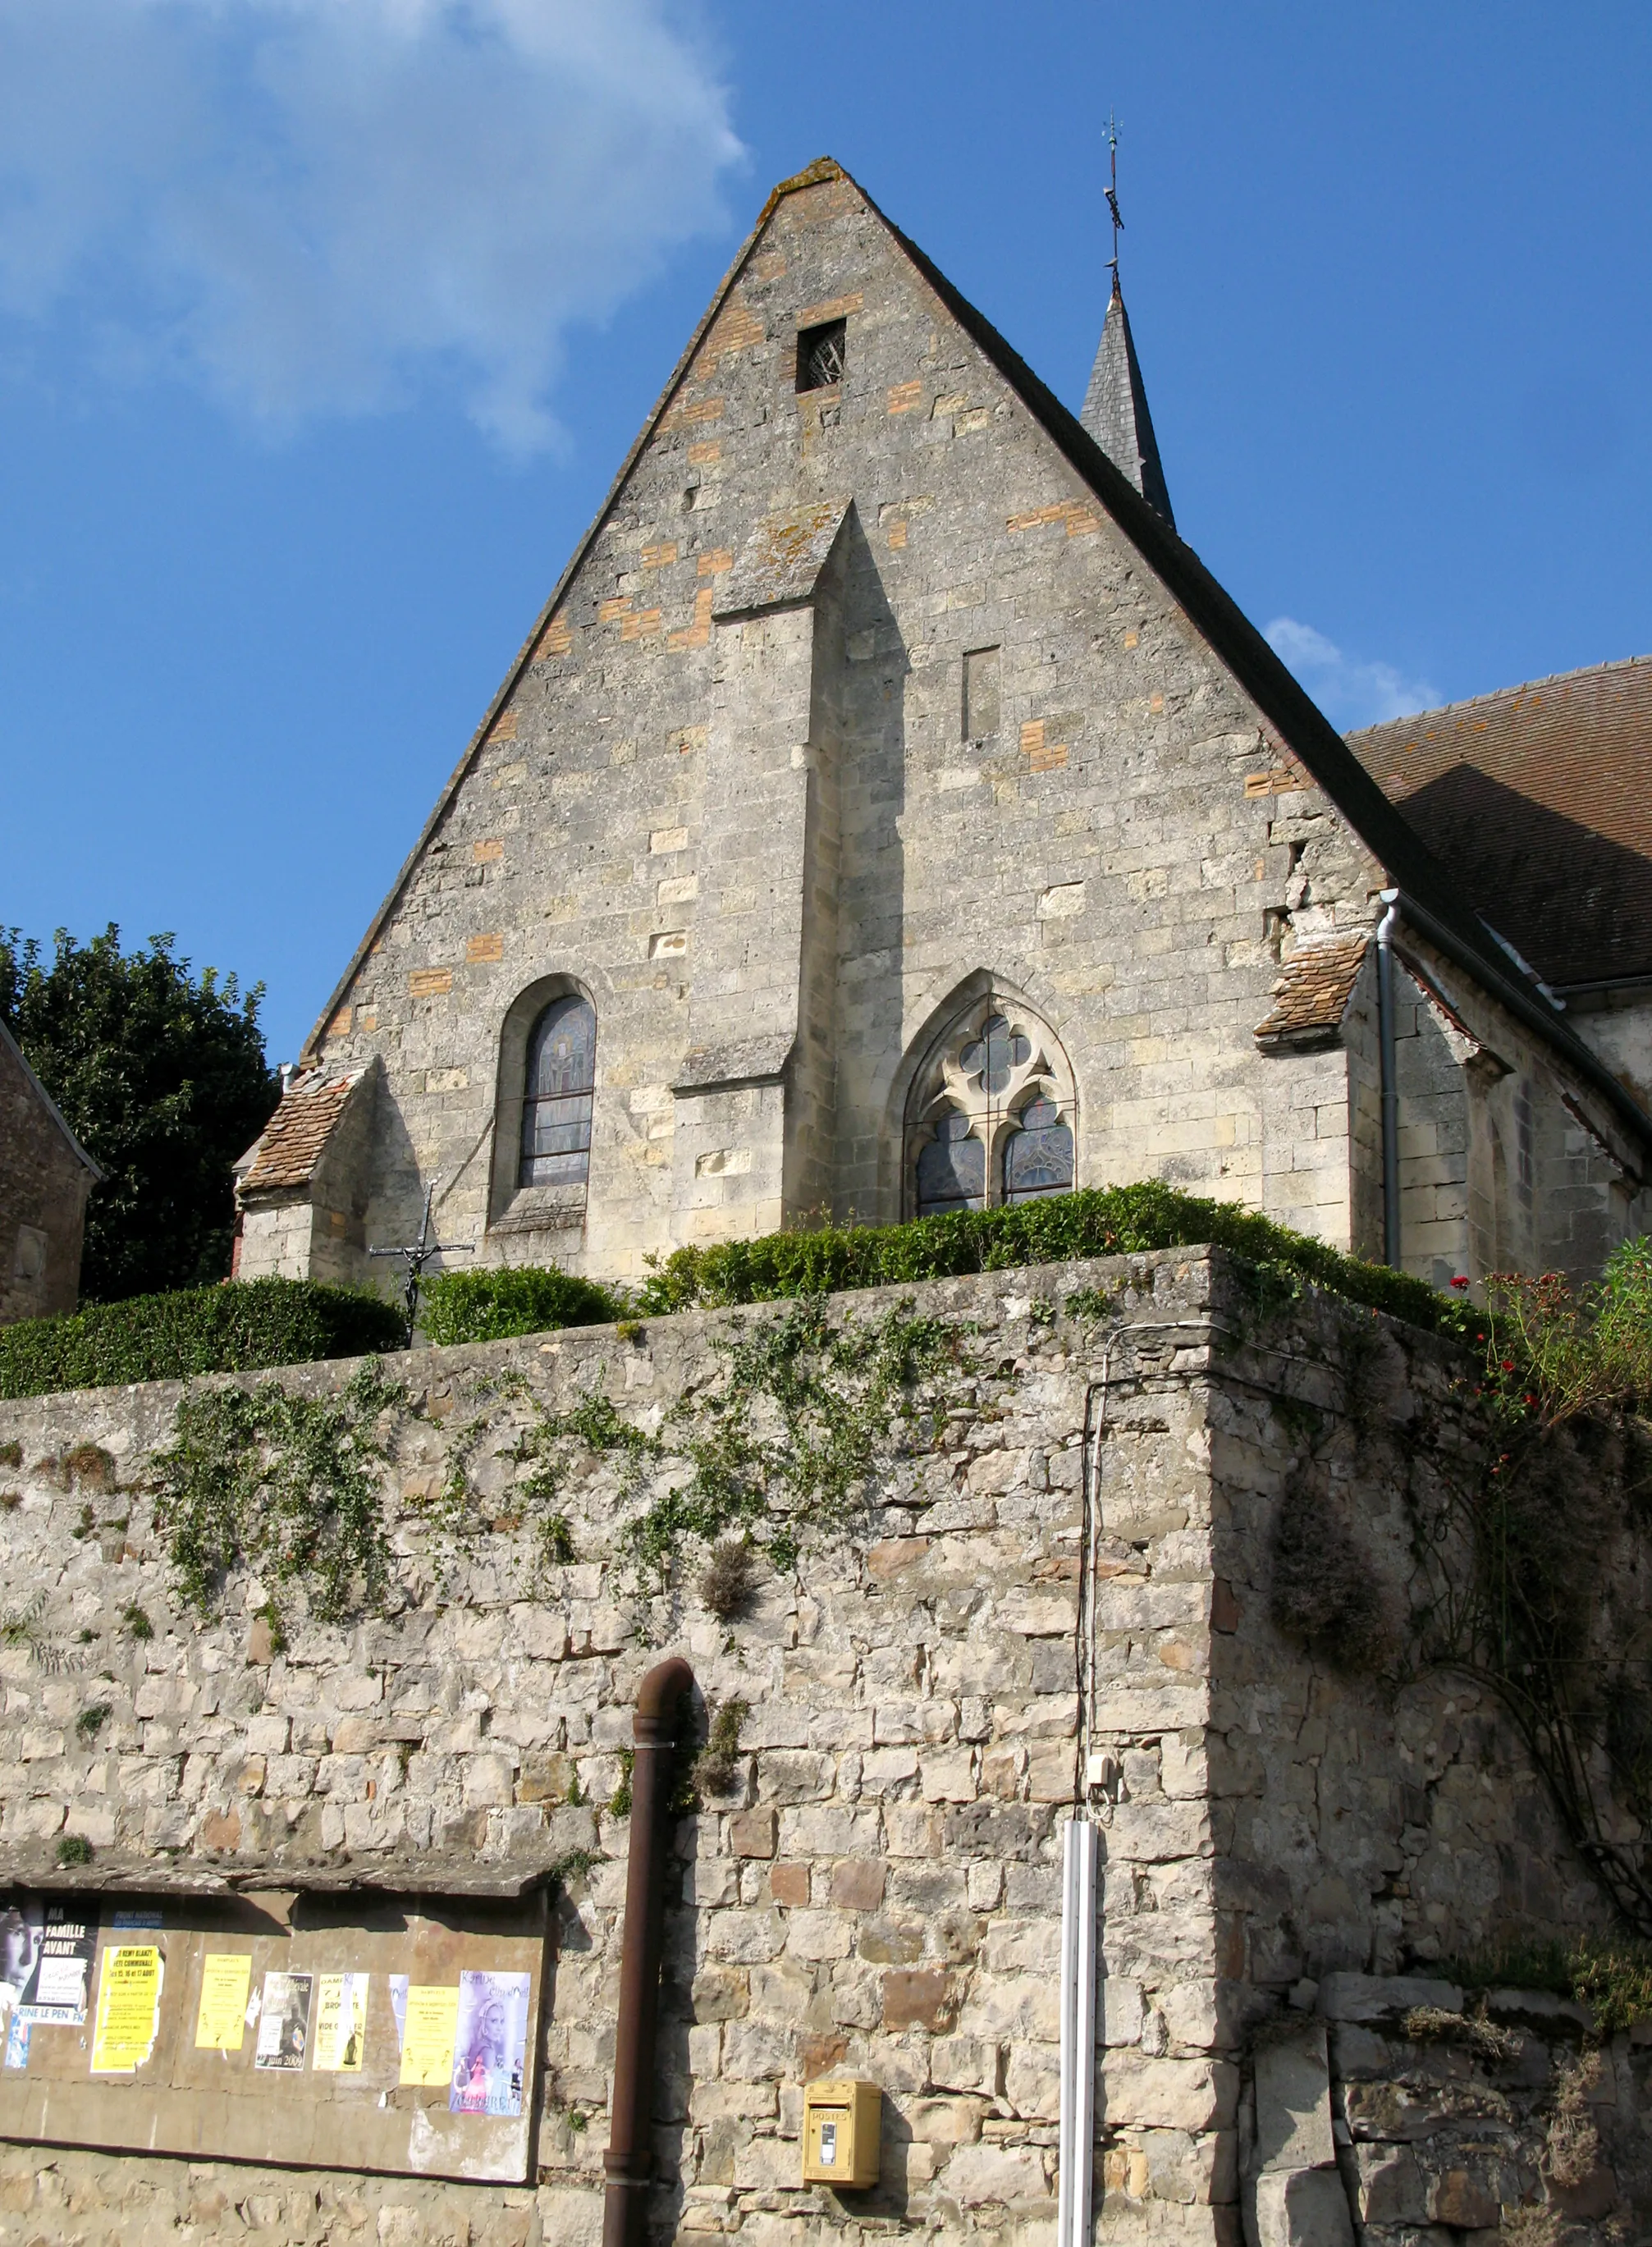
[1376,890,1402,1268]
[602,1654,695,2247]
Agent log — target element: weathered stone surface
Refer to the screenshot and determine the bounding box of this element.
[2,1252,1650,2241]
[1251,2165,1355,2247]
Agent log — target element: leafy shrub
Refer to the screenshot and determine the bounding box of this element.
[419,1265,629,1346]
[1480,1235,1652,1426]
[1452,1933,1652,2033]
[636,1180,1458,1332]
[0,1277,405,1399]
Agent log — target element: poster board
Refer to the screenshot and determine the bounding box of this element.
[0,1887,549,2182]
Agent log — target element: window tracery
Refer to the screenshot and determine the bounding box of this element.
[904,995,1075,1220]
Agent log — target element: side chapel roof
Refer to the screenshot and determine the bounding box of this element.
[237,1067,369,1195]
[301,158,1652,1155]
[1348,655,1652,994]
[1253,934,1371,1051]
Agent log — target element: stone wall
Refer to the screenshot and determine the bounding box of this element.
[0,1249,1644,2242]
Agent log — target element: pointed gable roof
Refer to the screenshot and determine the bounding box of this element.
[301,156,1652,1158]
[1080,278,1175,529]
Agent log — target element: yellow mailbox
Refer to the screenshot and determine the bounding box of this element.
[802,2078,881,2188]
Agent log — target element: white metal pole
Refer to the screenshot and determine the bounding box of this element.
[1058,1815,1097,2247]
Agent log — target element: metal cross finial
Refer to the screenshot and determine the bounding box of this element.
[368,1179,473,1347]
[1105,111,1123,285]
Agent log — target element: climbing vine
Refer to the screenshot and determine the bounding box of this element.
[146,1296,968,1635]
[153,1359,406,1626]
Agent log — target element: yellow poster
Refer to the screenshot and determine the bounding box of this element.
[398,1984,459,2088]
[313,1972,368,2073]
[194,1954,252,2052]
[89,1945,163,2073]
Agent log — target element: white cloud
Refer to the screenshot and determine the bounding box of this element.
[1264,616,1438,730]
[0,0,744,451]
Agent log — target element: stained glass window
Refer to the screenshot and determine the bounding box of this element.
[519,995,595,1189]
[959,1015,1032,1094]
[1004,1096,1074,1204]
[915,1111,986,1220]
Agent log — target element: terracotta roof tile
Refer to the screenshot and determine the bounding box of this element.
[1348,655,1652,989]
[240,1071,361,1193]
[1254,934,1370,1049]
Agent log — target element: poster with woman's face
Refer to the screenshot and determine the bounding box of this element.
[448,1970,529,2117]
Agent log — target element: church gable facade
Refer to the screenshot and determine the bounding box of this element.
[237,160,1651,1297]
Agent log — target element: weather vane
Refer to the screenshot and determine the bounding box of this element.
[1105,112,1123,284]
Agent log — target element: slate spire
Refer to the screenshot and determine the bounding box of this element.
[1080,274,1175,530]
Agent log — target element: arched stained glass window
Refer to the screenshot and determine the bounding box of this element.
[904,991,1077,1220]
[519,994,596,1189]
[1004,1096,1074,1204]
[915,1111,986,1220]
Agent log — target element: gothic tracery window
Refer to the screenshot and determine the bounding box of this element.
[519,993,596,1189]
[905,997,1075,1220]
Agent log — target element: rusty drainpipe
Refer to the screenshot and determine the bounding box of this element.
[602,1654,696,2247]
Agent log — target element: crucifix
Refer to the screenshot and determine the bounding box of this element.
[369,1181,473,1347]
[1105,111,1123,286]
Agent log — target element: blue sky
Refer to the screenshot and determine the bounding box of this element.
[2,0,1647,1066]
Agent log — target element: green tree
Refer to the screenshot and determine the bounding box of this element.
[0,927,278,1302]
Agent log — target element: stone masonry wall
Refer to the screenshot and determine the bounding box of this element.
[0,1249,1641,2244]
[0,1031,91,1327]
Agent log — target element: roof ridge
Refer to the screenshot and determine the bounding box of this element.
[1347,651,1652,743]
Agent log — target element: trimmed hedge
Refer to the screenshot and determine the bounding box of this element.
[0,1278,406,1400]
[634,1180,1464,1334]
[419,1265,629,1346]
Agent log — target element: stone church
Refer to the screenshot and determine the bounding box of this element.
[234,157,1652,1297]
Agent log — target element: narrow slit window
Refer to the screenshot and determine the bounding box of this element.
[796,319,846,393]
[519,994,596,1189]
[963,647,1000,741]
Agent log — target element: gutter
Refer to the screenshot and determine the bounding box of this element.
[1375,891,1402,1268]
[604,1655,696,2247]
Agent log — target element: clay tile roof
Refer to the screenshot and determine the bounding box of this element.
[1254,933,1370,1050]
[1348,654,1652,991]
[240,1072,359,1193]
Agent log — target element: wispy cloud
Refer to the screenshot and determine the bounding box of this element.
[1265,617,1439,730]
[0,0,744,451]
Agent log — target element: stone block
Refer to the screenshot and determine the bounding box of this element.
[1254,2020,1334,2171]
[1317,1973,1462,2022]
[883,1969,956,2032]
[730,1806,776,1859]
[1250,2166,1355,2247]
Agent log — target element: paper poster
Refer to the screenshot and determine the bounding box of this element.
[194,1954,253,2051]
[89,1945,163,2073]
[0,1898,41,2069]
[253,1971,313,2071]
[111,1909,162,1932]
[21,1905,98,2026]
[389,1975,409,2053]
[397,1984,459,2088]
[313,1973,368,2072]
[449,1970,529,2117]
